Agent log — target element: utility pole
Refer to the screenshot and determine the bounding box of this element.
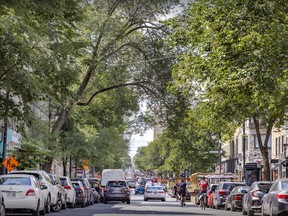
[218,133,222,173]
[242,122,246,182]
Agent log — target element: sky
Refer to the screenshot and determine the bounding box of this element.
[128,0,191,160]
[129,129,154,159]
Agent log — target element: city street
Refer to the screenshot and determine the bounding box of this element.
[29,192,254,216]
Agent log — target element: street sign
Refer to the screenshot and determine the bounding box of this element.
[2,155,19,172]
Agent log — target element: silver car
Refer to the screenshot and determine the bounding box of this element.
[262,178,288,216]
[242,181,272,216]
[144,185,166,202]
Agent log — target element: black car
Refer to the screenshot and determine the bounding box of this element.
[213,181,246,209]
[225,186,249,211]
[71,178,94,206]
[103,180,131,204]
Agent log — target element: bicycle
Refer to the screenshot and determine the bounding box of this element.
[199,193,207,210]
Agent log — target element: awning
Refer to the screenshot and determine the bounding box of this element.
[205,174,239,179]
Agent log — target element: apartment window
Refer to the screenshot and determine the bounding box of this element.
[282,136,285,152]
[276,138,278,156]
[244,137,248,150]
[254,134,272,149]
[278,137,281,155]
[235,139,238,155]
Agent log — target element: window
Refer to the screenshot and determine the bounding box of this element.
[282,136,284,152]
[245,137,248,150]
[276,138,278,155]
[235,139,238,155]
[254,134,272,149]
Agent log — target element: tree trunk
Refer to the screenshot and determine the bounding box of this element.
[254,118,273,181]
[62,157,67,176]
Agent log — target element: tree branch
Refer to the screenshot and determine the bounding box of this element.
[76,81,150,106]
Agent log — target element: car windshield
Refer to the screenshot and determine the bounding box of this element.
[223,183,233,190]
[72,182,81,188]
[107,181,126,187]
[0,177,31,185]
[258,183,272,193]
[281,181,288,190]
[60,178,67,186]
[147,186,163,191]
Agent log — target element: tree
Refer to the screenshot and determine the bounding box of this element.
[42,0,181,171]
[0,1,84,127]
[166,0,288,180]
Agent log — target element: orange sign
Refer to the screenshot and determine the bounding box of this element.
[2,155,19,171]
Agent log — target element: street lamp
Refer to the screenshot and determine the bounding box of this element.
[211,133,222,173]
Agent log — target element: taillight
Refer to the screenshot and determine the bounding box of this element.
[276,194,288,199]
[235,195,242,200]
[218,190,226,196]
[252,190,260,197]
[64,186,72,190]
[26,189,36,196]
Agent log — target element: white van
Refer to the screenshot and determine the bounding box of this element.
[101,169,125,187]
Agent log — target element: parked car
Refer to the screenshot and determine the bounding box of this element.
[242,181,272,216]
[71,178,94,205]
[0,174,44,216]
[261,178,288,216]
[59,176,76,208]
[48,173,67,212]
[213,181,246,209]
[88,178,100,193]
[127,180,136,188]
[207,184,218,207]
[135,185,145,195]
[71,180,88,207]
[144,185,166,202]
[9,170,58,213]
[225,186,249,211]
[103,180,131,204]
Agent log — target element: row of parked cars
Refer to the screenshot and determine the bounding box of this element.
[204,178,288,216]
[0,170,101,216]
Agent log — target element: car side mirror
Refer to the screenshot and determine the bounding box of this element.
[40,185,48,190]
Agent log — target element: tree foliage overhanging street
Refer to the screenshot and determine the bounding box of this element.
[1,0,288,180]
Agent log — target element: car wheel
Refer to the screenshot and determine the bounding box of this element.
[32,201,40,216]
[81,202,85,208]
[0,202,5,216]
[51,194,62,212]
[161,199,165,202]
[216,204,220,209]
[45,196,51,213]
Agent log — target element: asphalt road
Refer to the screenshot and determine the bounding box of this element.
[7,191,261,216]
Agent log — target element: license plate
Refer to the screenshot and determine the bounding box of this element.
[7,192,16,197]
